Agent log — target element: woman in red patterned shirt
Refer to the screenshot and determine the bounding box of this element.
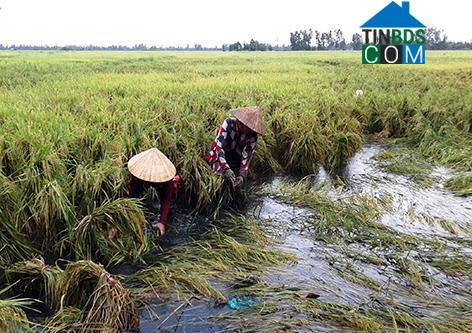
[207,107,264,187]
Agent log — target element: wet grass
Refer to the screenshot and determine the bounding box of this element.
[0,215,292,331]
[0,285,34,333]
[265,180,433,251]
[428,254,472,277]
[211,278,472,332]
[445,171,472,196]
[127,215,293,302]
[374,146,435,186]
[298,298,472,333]
[266,179,472,277]
[250,178,472,332]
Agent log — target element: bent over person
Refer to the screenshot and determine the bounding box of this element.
[126,148,183,237]
[207,106,264,187]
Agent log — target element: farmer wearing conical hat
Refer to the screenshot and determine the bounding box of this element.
[207,106,264,187]
[125,148,183,237]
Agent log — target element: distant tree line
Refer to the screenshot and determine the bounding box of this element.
[289,28,471,51]
[0,43,221,51]
[424,28,471,50]
[223,39,275,51]
[1,28,469,51]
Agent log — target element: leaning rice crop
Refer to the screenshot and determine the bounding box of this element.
[24,179,76,247]
[0,51,471,265]
[3,257,62,310]
[42,307,86,333]
[71,198,150,264]
[71,158,126,215]
[266,179,428,251]
[59,260,139,333]
[297,298,472,333]
[444,171,472,196]
[0,285,34,333]
[0,173,33,264]
[128,215,292,301]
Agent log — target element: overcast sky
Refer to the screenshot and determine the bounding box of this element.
[0,0,470,47]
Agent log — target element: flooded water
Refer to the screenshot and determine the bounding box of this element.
[139,143,472,332]
[341,144,472,237]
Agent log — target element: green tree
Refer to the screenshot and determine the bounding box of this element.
[290,29,312,50]
[351,33,363,50]
[425,28,448,50]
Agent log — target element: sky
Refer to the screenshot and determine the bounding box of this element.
[0,0,470,47]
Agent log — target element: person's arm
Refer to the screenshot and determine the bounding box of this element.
[158,180,174,226]
[157,176,183,223]
[238,134,258,177]
[126,174,144,198]
[211,119,231,171]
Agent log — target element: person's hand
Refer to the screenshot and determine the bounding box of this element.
[172,175,184,197]
[234,175,244,187]
[152,222,166,237]
[223,168,236,185]
[107,226,118,241]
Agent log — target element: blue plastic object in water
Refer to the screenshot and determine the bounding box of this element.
[227,297,257,310]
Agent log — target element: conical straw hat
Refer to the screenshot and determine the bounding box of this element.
[230,106,264,135]
[128,148,176,183]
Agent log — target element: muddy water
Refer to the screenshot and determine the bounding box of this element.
[139,144,472,332]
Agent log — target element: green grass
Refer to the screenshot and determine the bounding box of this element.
[0,50,471,263]
[127,214,293,301]
[265,179,428,251]
[298,298,472,333]
[445,171,472,196]
[374,145,435,186]
[0,285,34,333]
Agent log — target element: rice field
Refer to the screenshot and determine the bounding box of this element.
[0,50,471,332]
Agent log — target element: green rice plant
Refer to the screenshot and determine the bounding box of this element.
[71,159,126,215]
[261,179,472,291]
[3,257,63,309]
[42,307,86,333]
[409,113,472,171]
[59,260,139,332]
[0,173,33,264]
[374,146,434,186]
[3,259,141,332]
[298,298,472,333]
[25,179,76,250]
[0,285,34,333]
[266,179,423,251]
[0,50,470,285]
[128,215,293,301]
[444,171,472,196]
[385,253,429,289]
[427,253,472,277]
[71,198,150,265]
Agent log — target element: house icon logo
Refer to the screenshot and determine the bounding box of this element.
[360,1,427,64]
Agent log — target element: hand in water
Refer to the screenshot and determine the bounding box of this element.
[152,222,165,237]
[223,168,236,185]
[234,176,244,187]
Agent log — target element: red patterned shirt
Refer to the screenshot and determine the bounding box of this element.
[207,117,258,176]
